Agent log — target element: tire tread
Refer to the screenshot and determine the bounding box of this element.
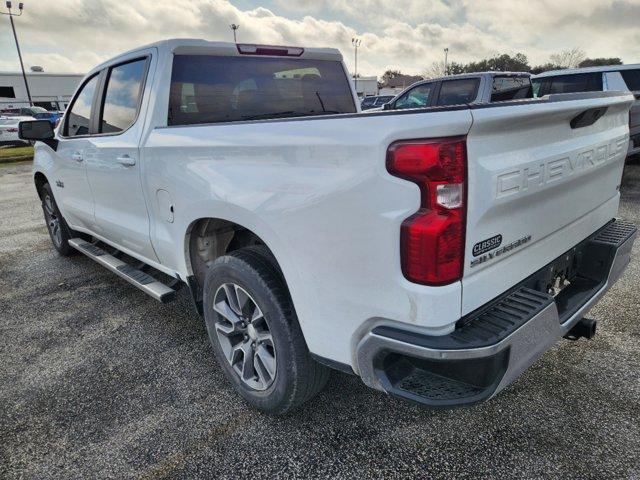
[211,245,329,413]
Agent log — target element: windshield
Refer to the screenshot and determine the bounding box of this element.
[531,79,542,97]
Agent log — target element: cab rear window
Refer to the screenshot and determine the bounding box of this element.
[168,55,356,126]
[547,73,602,94]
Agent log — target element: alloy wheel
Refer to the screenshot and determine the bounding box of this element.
[213,283,277,391]
[43,194,62,247]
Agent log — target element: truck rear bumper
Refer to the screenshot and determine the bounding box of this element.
[356,219,637,408]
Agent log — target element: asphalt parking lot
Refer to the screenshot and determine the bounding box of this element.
[1,161,639,479]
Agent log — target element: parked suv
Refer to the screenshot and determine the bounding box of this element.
[532,65,640,157]
[376,72,532,111]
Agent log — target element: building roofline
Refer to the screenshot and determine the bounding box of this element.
[0,71,85,77]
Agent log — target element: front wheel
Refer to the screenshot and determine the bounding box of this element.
[203,246,329,414]
[40,182,76,256]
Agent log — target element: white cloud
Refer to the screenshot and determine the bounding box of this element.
[0,0,638,77]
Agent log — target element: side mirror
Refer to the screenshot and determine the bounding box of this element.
[19,120,54,141]
[382,102,393,110]
[19,120,57,149]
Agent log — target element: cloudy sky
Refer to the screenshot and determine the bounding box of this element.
[1,0,638,77]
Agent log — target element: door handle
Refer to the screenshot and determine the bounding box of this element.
[71,152,83,162]
[117,155,136,167]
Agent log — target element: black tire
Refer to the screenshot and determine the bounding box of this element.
[203,246,329,414]
[40,182,76,256]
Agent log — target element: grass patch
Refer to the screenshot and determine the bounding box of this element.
[0,146,33,159]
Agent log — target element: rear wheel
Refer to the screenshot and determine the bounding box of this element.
[40,182,76,256]
[203,246,329,414]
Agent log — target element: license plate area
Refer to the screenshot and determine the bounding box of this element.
[456,220,636,330]
[502,223,618,324]
[540,249,581,297]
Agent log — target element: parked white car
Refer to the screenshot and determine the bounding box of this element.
[532,64,640,157]
[20,39,637,413]
[0,116,35,146]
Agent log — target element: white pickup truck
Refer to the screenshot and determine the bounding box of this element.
[20,39,637,414]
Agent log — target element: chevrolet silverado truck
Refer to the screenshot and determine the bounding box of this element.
[19,39,637,414]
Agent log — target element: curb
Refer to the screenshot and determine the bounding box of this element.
[0,156,33,164]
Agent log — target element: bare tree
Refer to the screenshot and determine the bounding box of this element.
[549,48,586,69]
[424,60,446,79]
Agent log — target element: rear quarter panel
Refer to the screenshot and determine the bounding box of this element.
[141,110,473,366]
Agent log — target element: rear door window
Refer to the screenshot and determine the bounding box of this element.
[548,73,602,94]
[65,74,99,136]
[168,55,356,126]
[100,58,147,133]
[394,83,433,110]
[620,69,640,91]
[491,76,532,102]
[436,79,479,106]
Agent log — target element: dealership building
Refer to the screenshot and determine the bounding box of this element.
[0,68,84,111]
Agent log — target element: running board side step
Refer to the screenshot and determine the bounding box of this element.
[68,238,176,303]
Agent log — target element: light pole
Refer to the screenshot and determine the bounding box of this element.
[352,37,361,96]
[230,23,239,43]
[444,47,449,76]
[1,1,32,106]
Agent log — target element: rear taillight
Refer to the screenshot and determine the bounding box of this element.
[236,44,304,57]
[6,128,18,132]
[386,137,467,286]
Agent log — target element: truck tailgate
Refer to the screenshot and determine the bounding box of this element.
[462,92,634,314]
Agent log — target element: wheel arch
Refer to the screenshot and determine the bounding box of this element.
[184,217,291,311]
[34,171,48,200]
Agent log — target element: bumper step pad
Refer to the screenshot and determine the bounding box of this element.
[373,287,553,351]
[591,220,637,247]
[69,238,176,303]
[393,366,483,401]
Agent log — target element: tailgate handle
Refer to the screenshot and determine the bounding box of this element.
[570,107,608,129]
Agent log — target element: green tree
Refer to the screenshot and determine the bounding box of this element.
[530,63,561,74]
[579,58,623,67]
[464,53,530,73]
